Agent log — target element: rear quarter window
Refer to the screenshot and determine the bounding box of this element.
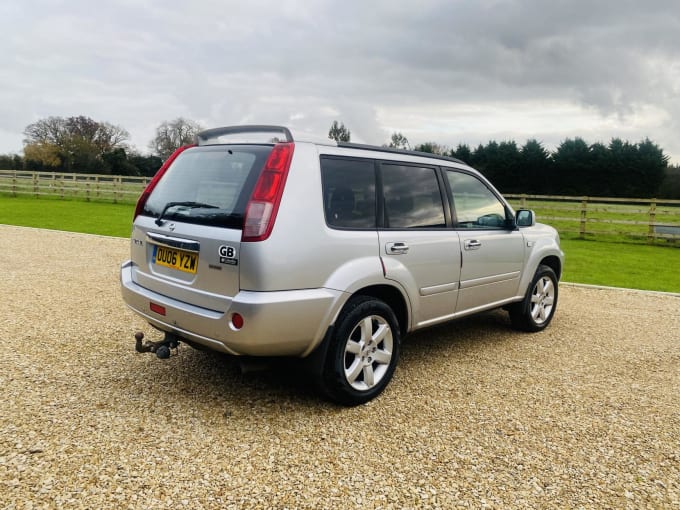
[321,157,376,229]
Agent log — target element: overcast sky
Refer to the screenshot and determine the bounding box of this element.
[2,0,679,162]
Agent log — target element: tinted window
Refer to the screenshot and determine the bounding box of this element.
[382,164,445,228]
[321,157,376,228]
[446,171,507,229]
[144,145,271,228]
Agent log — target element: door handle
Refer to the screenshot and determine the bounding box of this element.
[464,239,482,250]
[386,242,409,254]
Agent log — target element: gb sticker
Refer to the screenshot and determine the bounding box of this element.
[218,245,238,266]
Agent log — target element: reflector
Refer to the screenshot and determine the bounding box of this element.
[232,313,244,330]
[150,302,166,316]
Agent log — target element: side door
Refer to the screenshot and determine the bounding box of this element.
[378,163,461,328]
[444,170,525,313]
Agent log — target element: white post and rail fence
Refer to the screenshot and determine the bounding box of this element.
[1,169,679,244]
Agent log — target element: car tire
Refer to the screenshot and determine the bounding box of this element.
[509,264,558,332]
[321,296,400,406]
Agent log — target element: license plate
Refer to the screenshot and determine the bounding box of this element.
[153,245,198,274]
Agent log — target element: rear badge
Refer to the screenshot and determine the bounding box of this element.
[218,245,238,266]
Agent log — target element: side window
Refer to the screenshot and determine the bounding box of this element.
[382,164,445,228]
[321,157,376,228]
[446,171,507,229]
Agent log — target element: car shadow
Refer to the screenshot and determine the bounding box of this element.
[120,308,519,410]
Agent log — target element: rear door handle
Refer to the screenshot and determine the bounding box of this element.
[386,242,409,254]
[464,239,482,250]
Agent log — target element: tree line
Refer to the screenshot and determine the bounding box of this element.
[0,116,202,177]
[382,129,676,199]
[1,117,678,199]
[444,137,671,199]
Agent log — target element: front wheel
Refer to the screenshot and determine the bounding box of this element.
[321,296,400,406]
[509,265,558,332]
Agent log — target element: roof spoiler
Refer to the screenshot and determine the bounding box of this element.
[196,125,294,145]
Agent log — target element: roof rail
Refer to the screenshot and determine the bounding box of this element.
[336,142,466,165]
[196,125,294,145]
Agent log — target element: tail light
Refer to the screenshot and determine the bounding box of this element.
[242,142,295,242]
[133,145,196,221]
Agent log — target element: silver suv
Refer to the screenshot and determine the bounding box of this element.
[121,125,564,405]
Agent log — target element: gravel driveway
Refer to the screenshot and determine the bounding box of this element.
[1,225,678,509]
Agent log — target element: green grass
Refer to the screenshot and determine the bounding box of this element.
[0,195,134,237]
[560,238,680,293]
[1,195,679,293]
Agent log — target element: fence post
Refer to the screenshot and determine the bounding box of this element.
[648,199,657,244]
[579,197,588,238]
[86,178,91,202]
[520,194,527,208]
[33,172,39,198]
[12,170,17,197]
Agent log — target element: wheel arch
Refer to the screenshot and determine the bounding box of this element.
[540,255,562,280]
[352,284,410,337]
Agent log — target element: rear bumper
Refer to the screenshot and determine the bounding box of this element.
[120,261,344,356]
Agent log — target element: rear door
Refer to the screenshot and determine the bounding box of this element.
[130,145,272,312]
[378,163,461,327]
[444,169,525,313]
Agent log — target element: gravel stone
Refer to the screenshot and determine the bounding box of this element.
[1,225,678,509]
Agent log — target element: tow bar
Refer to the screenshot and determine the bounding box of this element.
[134,331,179,359]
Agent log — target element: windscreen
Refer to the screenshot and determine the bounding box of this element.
[143,145,272,228]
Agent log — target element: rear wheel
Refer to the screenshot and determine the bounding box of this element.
[322,296,400,406]
[509,265,558,332]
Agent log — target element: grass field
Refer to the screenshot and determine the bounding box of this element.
[559,238,679,293]
[0,195,134,237]
[1,195,678,292]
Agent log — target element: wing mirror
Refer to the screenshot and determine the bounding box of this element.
[516,209,535,227]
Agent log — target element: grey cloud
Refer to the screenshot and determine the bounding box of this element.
[1,0,679,161]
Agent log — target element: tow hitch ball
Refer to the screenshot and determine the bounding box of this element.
[134,331,179,359]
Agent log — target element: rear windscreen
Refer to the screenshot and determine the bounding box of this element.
[143,145,272,228]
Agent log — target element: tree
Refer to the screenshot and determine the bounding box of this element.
[328,121,351,142]
[23,116,67,148]
[101,148,140,176]
[23,115,129,172]
[128,152,163,177]
[450,143,472,163]
[588,141,612,196]
[553,138,590,194]
[489,141,522,192]
[150,118,203,160]
[519,139,551,194]
[658,165,680,199]
[413,142,448,155]
[23,143,61,170]
[633,138,667,197]
[470,141,497,180]
[0,153,23,170]
[388,132,410,150]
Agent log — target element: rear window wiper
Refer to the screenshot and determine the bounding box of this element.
[155,201,219,226]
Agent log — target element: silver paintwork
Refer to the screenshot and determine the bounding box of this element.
[121,127,565,359]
